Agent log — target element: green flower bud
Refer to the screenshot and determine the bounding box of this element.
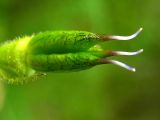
[0,28,143,84]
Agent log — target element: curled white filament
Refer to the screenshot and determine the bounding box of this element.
[107,59,136,72]
[104,28,143,40]
[111,49,143,56]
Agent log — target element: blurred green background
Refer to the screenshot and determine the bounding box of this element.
[0,0,160,120]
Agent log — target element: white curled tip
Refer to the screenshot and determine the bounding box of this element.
[107,60,136,72]
[108,28,143,40]
[113,49,143,56]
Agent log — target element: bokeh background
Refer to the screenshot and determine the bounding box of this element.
[0,0,160,120]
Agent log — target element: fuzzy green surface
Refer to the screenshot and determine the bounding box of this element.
[28,31,100,54]
[0,31,105,84]
[27,31,104,72]
[0,36,36,84]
